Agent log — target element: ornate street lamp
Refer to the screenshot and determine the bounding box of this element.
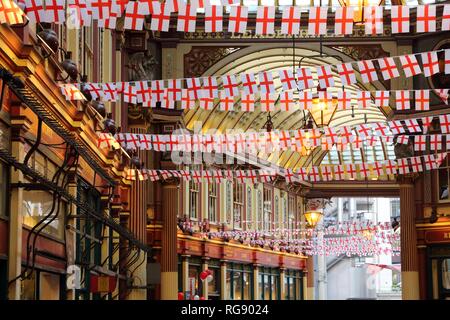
[303,197,329,229]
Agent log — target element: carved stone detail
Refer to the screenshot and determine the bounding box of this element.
[184,47,243,78]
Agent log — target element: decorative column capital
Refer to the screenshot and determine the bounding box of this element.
[397,173,419,185]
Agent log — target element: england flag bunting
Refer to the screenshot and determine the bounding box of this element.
[391,5,409,34]
[296,67,315,90]
[430,134,442,151]
[417,4,436,33]
[410,156,423,173]
[423,154,438,170]
[405,119,421,133]
[228,5,248,34]
[260,93,276,112]
[255,6,275,35]
[336,63,356,86]
[356,123,372,138]
[310,166,321,182]
[279,69,297,91]
[333,165,346,181]
[358,60,378,83]
[219,91,234,111]
[373,91,389,107]
[399,54,422,78]
[151,80,165,102]
[241,73,258,95]
[204,5,222,33]
[364,6,383,35]
[139,133,152,150]
[124,0,146,30]
[24,0,44,23]
[279,91,295,111]
[435,89,449,105]
[378,57,400,80]
[415,90,430,111]
[186,77,202,100]
[337,91,352,110]
[258,71,275,94]
[414,135,426,151]
[281,6,301,35]
[260,169,275,183]
[89,0,111,21]
[321,166,333,181]
[443,5,450,31]
[421,116,433,134]
[298,91,312,110]
[346,164,357,180]
[440,114,450,133]
[421,51,440,77]
[42,0,65,23]
[356,91,371,109]
[181,89,196,109]
[316,65,335,89]
[308,6,327,35]
[390,120,405,135]
[241,94,255,112]
[150,1,172,32]
[177,3,197,32]
[199,96,214,110]
[395,90,410,110]
[167,79,182,101]
[221,75,239,97]
[334,6,354,35]
[385,160,397,175]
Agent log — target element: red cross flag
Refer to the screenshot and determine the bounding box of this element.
[236,170,246,184]
[151,80,165,102]
[24,0,44,23]
[167,79,182,101]
[352,136,363,149]
[309,166,321,182]
[177,3,197,32]
[279,91,295,112]
[179,170,190,182]
[421,51,439,77]
[378,57,399,80]
[241,94,255,112]
[279,69,296,91]
[296,168,308,181]
[86,83,104,100]
[417,4,436,33]
[337,91,352,110]
[404,119,421,133]
[113,0,129,16]
[258,71,275,94]
[395,90,410,110]
[97,133,114,149]
[421,116,433,134]
[443,5,450,31]
[186,77,202,100]
[358,162,371,178]
[42,0,65,23]
[374,91,390,107]
[436,153,448,166]
[358,60,378,83]
[440,115,450,133]
[200,76,218,98]
[298,91,312,110]
[152,134,167,152]
[219,91,234,111]
[225,134,236,153]
[415,90,430,111]
[125,168,136,181]
[321,166,333,181]
[181,89,196,109]
[373,161,385,177]
[124,1,147,30]
[199,96,214,110]
[410,156,423,173]
[389,120,405,135]
[423,154,438,171]
[246,170,258,184]
[139,133,152,150]
[192,170,202,183]
[324,127,339,145]
[220,0,239,5]
[61,84,85,101]
[384,160,397,175]
[340,126,355,144]
[213,170,224,183]
[241,73,258,95]
[414,135,427,151]
[430,134,442,151]
[308,6,327,35]
[445,50,450,74]
[366,135,378,147]
[316,65,335,89]
[100,83,117,101]
[205,5,222,33]
[356,91,371,109]
[115,133,125,148]
[281,6,301,35]
[373,123,389,136]
[356,123,372,138]
[190,0,206,9]
[89,0,111,21]
[278,130,292,149]
[336,63,356,86]
[399,54,422,78]
[161,90,175,109]
[335,6,354,35]
[345,164,357,180]
[296,67,314,90]
[135,81,151,103]
[228,6,248,34]
[150,1,172,32]
[391,5,409,34]
[259,169,275,183]
[221,74,239,97]
[364,6,383,35]
[201,170,212,183]
[256,6,275,35]
[125,133,141,150]
[333,165,345,181]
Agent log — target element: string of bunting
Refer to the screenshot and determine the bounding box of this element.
[60,49,450,106]
[122,152,448,182]
[97,113,450,152]
[4,0,450,36]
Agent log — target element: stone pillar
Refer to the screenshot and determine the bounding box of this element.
[220,260,227,300]
[253,264,260,300]
[279,268,286,300]
[306,257,315,300]
[160,181,179,300]
[399,176,420,300]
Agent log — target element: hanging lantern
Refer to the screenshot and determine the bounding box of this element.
[309,90,338,128]
[338,0,383,25]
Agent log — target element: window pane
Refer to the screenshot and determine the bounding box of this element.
[234,271,242,300]
[442,259,450,290]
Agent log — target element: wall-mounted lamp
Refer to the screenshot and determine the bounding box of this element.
[430,209,439,224]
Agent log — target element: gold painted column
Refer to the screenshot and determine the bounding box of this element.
[161,181,179,300]
[399,176,420,300]
[202,259,208,299]
[306,258,315,300]
[181,255,189,295]
[253,264,260,300]
[279,268,286,300]
[220,260,227,300]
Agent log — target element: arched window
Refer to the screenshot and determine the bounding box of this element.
[263,188,273,232]
[208,183,218,223]
[275,196,279,231]
[226,181,232,224]
[258,190,263,231]
[247,187,252,230]
[233,179,244,229]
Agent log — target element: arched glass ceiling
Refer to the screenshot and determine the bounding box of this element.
[184,46,393,170]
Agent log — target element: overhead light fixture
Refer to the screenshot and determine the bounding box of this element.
[304,209,323,229]
[338,0,383,25]
[310,89,339,128]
